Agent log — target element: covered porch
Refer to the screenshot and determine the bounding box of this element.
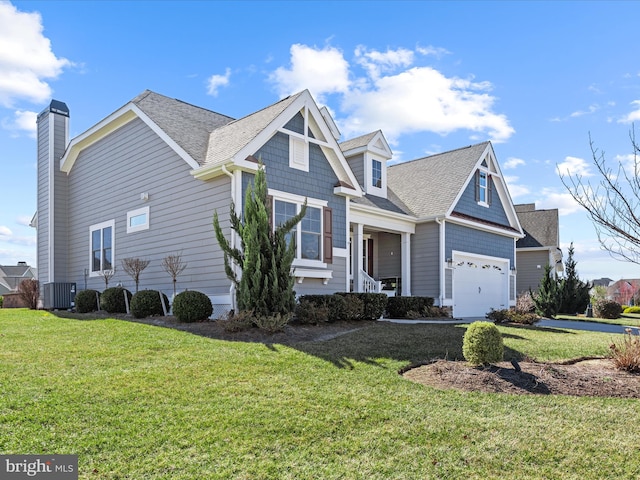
[349,207,415,296]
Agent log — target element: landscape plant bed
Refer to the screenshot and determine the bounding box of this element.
[403,358,640,398]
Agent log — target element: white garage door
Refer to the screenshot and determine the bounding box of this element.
[453,253,508,318]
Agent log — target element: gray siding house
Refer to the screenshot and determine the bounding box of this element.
[515,204,562,294]
[36,90,523,317]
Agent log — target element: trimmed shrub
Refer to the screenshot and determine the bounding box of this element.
[130,290,170,319]
[487,308,538,325]
[593,299,622,319]
[0,296,3,308]
[295,299,329,324]
[609,329,640,373]
[340,292,387,320]
[623,306,640,314]
[100,287,132,314]
[253,312,292,333]
[386,296,434,318]
[462,321,504,366]
[515,292,535,314]
[75,289,100,313]
[172,290,212,322]
[218,310,255,332]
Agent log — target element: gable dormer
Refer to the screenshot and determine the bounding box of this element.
[340,130,392,199]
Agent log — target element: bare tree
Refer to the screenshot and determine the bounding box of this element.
[121,258,150,293]
[162,252,187,298]
[98,269,116,289]
[18,279,39,309]
[560,128,640,265]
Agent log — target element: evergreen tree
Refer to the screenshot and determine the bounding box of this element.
[558,243,591,314]
[531,264,562,317]
[213,164,306,316]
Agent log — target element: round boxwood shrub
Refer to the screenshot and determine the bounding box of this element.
[130,290,170,319]
[593,299,622,319]
[75,289,100,313]
[462,321,504,366]
[100,287,133,314]
[172,290,212,322]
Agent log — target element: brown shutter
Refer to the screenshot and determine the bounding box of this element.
[487,175,492,205]
[474,170,480,202]
[323,207,333,264]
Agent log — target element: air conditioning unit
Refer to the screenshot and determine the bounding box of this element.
[43,282,76,310]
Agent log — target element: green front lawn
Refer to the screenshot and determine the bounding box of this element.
[0,309,638,479]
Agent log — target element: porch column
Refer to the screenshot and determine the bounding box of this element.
[352,223,364,292]
[401,232,411,296]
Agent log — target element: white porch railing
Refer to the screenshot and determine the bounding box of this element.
[360,269,383,293]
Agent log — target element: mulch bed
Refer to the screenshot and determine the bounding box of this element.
[402,358,640,398]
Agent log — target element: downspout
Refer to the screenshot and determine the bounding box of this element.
[435,217,445,308]
[221,164,237,311]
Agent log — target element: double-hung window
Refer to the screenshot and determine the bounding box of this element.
[90,220,114,275]
[272,194,331,265]
[372,159,382,188]
[475,169,491,206]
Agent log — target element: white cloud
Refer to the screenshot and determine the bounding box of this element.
[0,225,12,236]
[269,43,514,144]
[556,156,593,177]
[536,189,583,216]
[206,68,231,97]
[618,100,640,124]
[503,157,525,169]
[0,1,70,107]
[16,215,33,227]
[0,224,35,246]
[269,44,350,100]
[416,45,450,58]
[2,109,37,137]
[355,46,414,80]
[503,175,530,199]
[570,104,599,117]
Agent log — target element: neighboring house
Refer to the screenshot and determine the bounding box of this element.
[591,277,613,288]
[35,90,523,317]
[607,279,640,305]
[0,262,37,295]
[515,204,562,294]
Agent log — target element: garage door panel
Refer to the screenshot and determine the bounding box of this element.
[453,254,508,317]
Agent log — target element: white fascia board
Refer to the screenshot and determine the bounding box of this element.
[517,246,555,252]
[333,185,361,197]
[447,214,525,238]
[60,104,200,173]
[350,203,416,234]
[191,157,259,181]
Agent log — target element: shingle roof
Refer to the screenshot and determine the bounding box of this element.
[132,90,234,166]
[387,142,490,218]
[339,131,379,153]
[515,206,559,248]
[351,187,413,215]
[203,92,304,167]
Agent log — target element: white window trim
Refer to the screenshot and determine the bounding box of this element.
[477,169,489,207]
[364,154,387,198]
[269,189,328,267]
[127,206,150,233]
[89,219,115,277]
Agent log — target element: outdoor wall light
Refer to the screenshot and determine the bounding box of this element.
[446,258,453,268]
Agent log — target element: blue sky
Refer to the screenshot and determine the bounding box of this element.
[1,0,639,281]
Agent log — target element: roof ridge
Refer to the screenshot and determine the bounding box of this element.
[135,90,234,121]
[389,141,490,169]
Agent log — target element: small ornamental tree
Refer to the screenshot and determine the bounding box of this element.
[121,258,150,293]
[531,264,562,318]
[213,163,306,317]
[162,252,187,298]
[18,279,39,310]
[558,243,591,314]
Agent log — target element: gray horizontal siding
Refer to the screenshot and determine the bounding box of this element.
[294,257,347,296]
[410,222,440,298]
[36,113,50,282]
[516,250,550,294]
[66,117,232,298]
[346,153,365,188]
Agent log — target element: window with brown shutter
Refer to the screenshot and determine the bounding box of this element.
[323,207,333,264]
